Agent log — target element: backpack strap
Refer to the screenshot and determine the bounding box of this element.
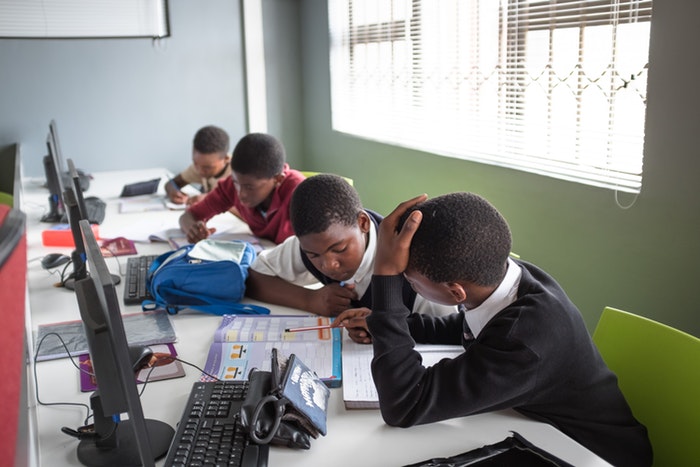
[142,287,270,315]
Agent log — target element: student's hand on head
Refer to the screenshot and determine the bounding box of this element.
[332,307,372,344]
[185,221,216,243]
[374,194,428,276]
[309,283,359,317]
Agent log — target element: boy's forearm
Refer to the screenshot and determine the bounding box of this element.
[179,211,196,232]
[245,270,315,313]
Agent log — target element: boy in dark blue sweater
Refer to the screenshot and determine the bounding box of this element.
[333,192,652,467]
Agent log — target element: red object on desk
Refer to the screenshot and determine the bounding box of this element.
[41,223,99,247]
[0,205,27,463]
[100,236,138,256]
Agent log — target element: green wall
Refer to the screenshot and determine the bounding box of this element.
[295,0,700,335]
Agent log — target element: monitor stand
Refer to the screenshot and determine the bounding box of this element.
[63,251,121,290]
[63,273,121,291]
[40,195,63,223]
[76,392,173,467]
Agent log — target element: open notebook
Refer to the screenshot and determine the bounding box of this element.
[341,333,463,409]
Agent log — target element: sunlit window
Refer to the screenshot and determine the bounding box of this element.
[329,0,652,193]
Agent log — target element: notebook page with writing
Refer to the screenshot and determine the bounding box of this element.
[341,333,463,409]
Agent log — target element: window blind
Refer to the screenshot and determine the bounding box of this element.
[329,0,652,193]
[0,0,169,38]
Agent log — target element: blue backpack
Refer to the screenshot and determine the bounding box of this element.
[142,239,269,316]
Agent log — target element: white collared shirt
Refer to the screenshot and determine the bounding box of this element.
[463,258,522,338]
[250,214,455,317]
[250,213,377,297]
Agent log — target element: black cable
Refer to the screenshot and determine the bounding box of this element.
[35,333,225,434]
[33,332,91,424]
[99,249,125,277]
[136,355,222,397]
[173,356,222,381]
[58,260,73,286]
[35,333,122,442]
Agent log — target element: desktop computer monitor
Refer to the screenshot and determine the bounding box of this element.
[40,133,66,222]
[67,158,105,225]
[72,219,173,466]
[49,120,90,192]
[62,187,89,288]
[41,120,92,223]
[0,143,22,208]
[67,159,89,220]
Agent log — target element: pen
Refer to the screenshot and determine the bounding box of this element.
[284,324,342,333]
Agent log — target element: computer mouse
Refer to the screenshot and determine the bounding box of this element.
[41,253,71,270]
[129,345,154,372]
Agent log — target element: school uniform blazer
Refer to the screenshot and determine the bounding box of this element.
[186,163,304,244]
[366,260,653,467]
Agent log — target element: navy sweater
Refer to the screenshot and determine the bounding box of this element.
[366,260,652,467]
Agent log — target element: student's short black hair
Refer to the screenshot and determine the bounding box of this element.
[193,125,230,156]
[230,133,286,178]
[290,174,363,237]
[401,192,512,286]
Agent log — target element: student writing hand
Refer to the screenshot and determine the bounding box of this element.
[309,282,358,317]
[170,191,189,204]
[332,307,372,344]
[374,194,428,276]
[186,220,216,243]
[166,183,189,204]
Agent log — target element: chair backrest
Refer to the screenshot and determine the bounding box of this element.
[300,171,354,186]
[592,306,700,466]
[0,192,12,206]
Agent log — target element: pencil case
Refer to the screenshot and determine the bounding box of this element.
[42,223,99,247]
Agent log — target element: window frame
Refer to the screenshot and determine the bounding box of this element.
[329,0,652,193]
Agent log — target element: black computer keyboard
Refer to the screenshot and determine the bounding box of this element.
[123,254,158,305]
[163,381,269,467]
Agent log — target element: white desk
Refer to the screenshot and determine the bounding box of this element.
[22,169,611,466]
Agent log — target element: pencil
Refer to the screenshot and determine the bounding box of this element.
[284,324,340,333]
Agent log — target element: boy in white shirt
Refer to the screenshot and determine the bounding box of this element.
[246,174,454,318]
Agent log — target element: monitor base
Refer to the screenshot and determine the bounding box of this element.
[64,274,120,290]
[76,418,174,467]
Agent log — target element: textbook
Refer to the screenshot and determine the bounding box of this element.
[79,343,185,392]
[201,315,342,388]
[342,333,463,409]
[118,194,168,214]
[147,228,264,251]
[34,309,177,361]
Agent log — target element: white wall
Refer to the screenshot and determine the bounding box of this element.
[0,0,247,178]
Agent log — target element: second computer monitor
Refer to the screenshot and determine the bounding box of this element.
[72,219,173,466]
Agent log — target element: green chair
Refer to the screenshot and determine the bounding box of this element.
[300,171,353,186]
[0,191,12,207]
[592,306,700,466]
